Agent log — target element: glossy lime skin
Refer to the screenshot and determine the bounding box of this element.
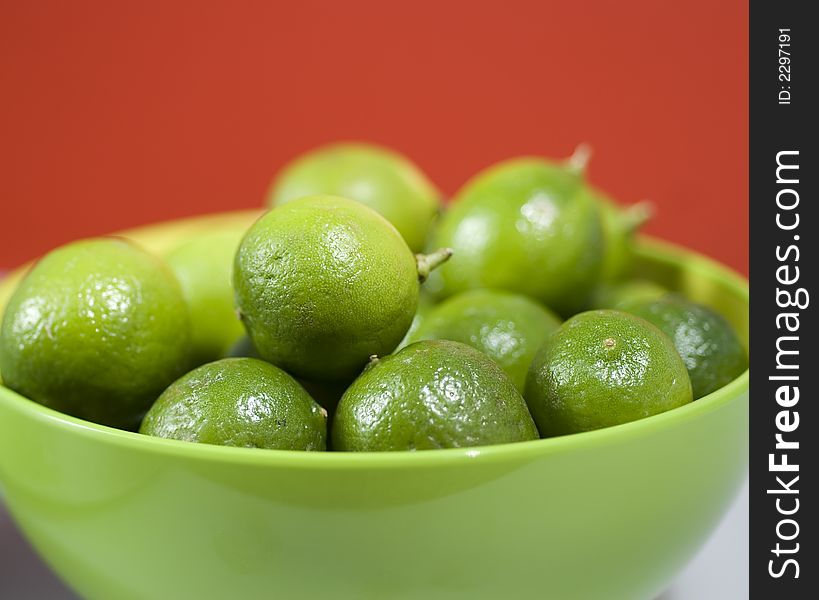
[234,195,419,382]
[268,142,441,252]
[408,289,561,391]
[224,336,348,418]
[141,358,326,450]
[0,238,191,429]
[620,295,749,399]
[333,340,538,451]
[526,310,693,436]
[430,158,603,315]
[591,279,668,310]
[0,214,749,600]
[165,228,247,366]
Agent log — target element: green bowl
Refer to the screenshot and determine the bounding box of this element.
[0,212,748,600]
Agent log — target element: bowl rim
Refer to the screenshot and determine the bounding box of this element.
[0,220,749,470]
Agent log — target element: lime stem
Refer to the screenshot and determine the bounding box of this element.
[621,201,655,233]
[566,142,593,174]
[416,248,453,282]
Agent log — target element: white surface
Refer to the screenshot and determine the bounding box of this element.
[0,478,749,599]
[659,478,749,599]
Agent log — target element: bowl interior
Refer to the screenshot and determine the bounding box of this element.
[0,211,749,600]
[0,210,748,465]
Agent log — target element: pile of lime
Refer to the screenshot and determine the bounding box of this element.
[0,142,748,451]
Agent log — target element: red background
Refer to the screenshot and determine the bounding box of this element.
[0,1,748,274]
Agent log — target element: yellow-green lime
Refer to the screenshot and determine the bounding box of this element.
[0,238,192,428]
[165,227,247,366]
[429,157,603,315]
[333,340,539,451]
[594,191,653,282]
[591,279,668,310]
[525,309,692,436]
[407,289,561,391]
[234,195,450,382]
[140,358,326,450]
[267,142,441,252]
[618,295,748,399]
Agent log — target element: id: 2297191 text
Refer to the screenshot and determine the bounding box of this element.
[778,28,791,105]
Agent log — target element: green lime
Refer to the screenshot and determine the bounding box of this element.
[165,227,247,366]
[591,279,669,310]
[562,145,651,283]
[429,157,603,316]
[267,142,441,252]
[0,238,192,428]
[618,295,748,399]
[234,195,450,382]
[525,310,692,436]
[140,358,326,450]
[223,335,348,417]
[333,340,539,451]
[595,192,652,282]
[407,289,561,391]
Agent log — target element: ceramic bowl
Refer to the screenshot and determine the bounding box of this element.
[0,211,748,600]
